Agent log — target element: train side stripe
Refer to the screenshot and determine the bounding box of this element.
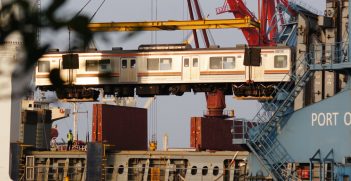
[76,73,120,77]
[200,71,245,75]
[137,72,182,76]
[264,70,289,74]
[36,74,49,78]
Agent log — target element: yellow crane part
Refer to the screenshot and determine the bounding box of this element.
[88,17,259,32]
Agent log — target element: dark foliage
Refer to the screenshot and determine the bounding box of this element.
[0,0,93,80]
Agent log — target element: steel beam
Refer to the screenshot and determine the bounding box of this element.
[88,17,259,32]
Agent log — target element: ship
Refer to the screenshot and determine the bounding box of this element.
[2,0,351,181]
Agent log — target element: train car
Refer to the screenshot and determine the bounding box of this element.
[35,44,293,99]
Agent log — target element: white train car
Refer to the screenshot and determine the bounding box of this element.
[35,44,293,99]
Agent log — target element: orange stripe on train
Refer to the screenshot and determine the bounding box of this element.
[200,71,245,75]
[138,72,182,76]
[264,70,289,74]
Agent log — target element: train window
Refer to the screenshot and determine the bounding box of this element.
[184,58,189,67]
[86,60,98,71]
[223,57,235,69]
[131,59,136,68]
[160,58,172,70]
[193,58,199,67]
[122,59,127,69]
[202,166,208,175]
[147,58,159,70]
[38,61,50,73]
[274,55,287,68]
[210,57,222,69]
[100,59,111,71]
[191,166,197,175]
[213,166,219,176]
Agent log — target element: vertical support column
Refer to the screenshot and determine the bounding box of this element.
[44,158,50,181]
[165,159,171,181]
[63,158,69,179]
[205,89,226,117]
[87,143,102,181]
[143,159,150,181]
[0,42,27,180]
[294,14,308,110]
[73,102,78,142]
[10,143,20,180]
[324,0,338,98]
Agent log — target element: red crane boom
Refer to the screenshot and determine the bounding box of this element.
[219,0,297,46]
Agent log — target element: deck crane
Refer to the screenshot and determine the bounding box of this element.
[216,0,298,46]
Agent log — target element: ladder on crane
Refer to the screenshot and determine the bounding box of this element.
[246,53,314,180]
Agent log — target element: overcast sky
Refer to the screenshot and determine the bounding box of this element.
[44,0,326,148]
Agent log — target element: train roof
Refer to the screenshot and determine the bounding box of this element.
[44,44,291,55]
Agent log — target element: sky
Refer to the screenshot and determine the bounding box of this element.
[42,0,326,148]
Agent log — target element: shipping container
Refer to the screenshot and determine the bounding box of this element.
[190,117,248,151]
[92,104,148,150]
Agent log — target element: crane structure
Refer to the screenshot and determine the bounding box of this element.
[216,0,300,46]
[87,18,259,32]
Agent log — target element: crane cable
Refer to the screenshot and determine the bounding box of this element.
[68,0,92,51]
[69,0,106,50]
[189,0,216,47]
[89,0,106,22]
[151,0,158,44]
[195,0,216,46]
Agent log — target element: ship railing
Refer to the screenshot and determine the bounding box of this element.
[232,118,253,144]
[310,42,349,65]
[24,164,254,180]
[102,166,249,181]
[289,0,324,15]
[202,109,235,118]
[52,143,88,152]
[24,165,85,181]
[24,163,334,181]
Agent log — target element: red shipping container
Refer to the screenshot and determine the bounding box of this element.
[92,104,147,150]
[190,117,248,151]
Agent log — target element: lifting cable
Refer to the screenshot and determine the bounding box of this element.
[189,0,216,47]
[89,0,106,22]
[68,0,106,50]
[196,0,216,46]
[69,0,92,51]
[151,0,158,44]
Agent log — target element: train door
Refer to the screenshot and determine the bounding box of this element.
[252,65,265,81]
[182,56,199,81]
[245,64,264,82]
[120,58,137,82]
